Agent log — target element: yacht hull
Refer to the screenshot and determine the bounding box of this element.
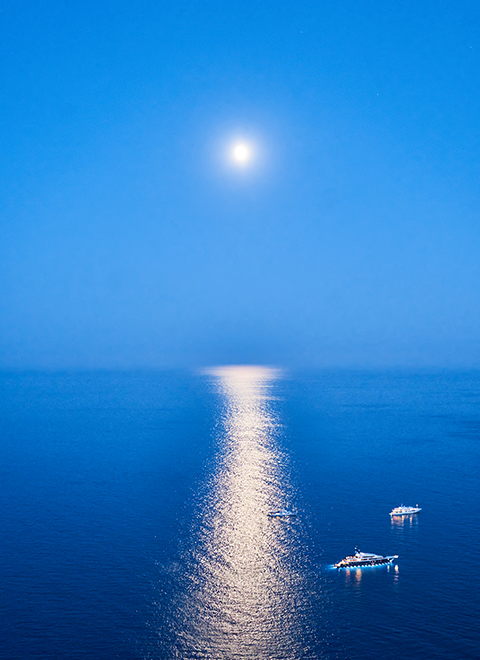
[335,556,397,568]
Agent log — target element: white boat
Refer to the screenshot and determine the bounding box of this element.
[335,548,398,568]
[267,509,296,518]
[389,505,421,516]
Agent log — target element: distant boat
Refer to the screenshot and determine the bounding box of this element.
[335,548,398,568]
[390,505,421,516]
[267,509,296,518]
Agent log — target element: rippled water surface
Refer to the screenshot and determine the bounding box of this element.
[1,369,479,659]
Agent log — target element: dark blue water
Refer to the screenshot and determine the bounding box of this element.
[1,368,479,659]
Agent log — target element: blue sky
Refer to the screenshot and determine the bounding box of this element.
[1,0,480,368]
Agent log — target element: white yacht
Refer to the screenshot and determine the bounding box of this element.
[335,548,398,568]
[389,505,421,516]
[267,509,296,518]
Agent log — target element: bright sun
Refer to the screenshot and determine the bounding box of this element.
[232,143,250,163]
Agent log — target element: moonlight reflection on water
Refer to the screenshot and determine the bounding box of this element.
[173,366,309,659]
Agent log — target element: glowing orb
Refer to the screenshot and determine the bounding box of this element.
[232,143,250,163]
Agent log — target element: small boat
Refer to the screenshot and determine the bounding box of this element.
[268,509,296,518]
[389,505,421,516]
[335,548,398,568]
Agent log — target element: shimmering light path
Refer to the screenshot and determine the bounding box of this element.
[173,366,307,659]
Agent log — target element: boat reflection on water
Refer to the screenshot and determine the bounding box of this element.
[390,514,420,527]
[343,563,397,587]
[343,567,364,585]
[174,366,306,659]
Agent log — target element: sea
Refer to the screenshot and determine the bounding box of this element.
[0,367,479,659]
